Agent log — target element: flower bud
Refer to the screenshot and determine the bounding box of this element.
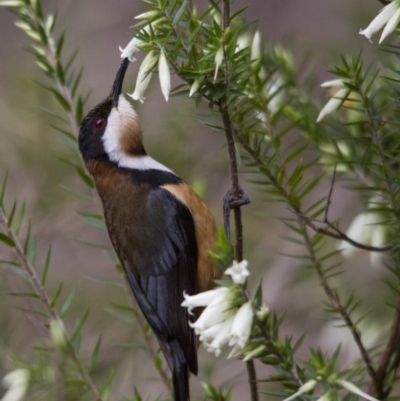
[158,50,170,102]
[49,319,66,349]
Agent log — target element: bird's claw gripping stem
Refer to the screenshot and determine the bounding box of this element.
[223,188,250,238]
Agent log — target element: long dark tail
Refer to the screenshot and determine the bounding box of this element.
[170,339,190,401]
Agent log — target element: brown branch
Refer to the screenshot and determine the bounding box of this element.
[220,2,257,401]
[229,132,380,392]
[357,84,400,399]
[235,135,391,252]
[295,214,379,392]
[375,296,400,399]
[321,164,392,252]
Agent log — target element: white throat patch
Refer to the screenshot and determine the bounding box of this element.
[102,95,172,173]
[102,95,138,161]
[118,154,173,172]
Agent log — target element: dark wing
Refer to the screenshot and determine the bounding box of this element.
[120,187,198,374]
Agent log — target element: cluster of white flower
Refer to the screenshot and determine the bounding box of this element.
[317,1,400,122]
[1,369,29,401]
[119,9,238,103]
[120,20,291,108]
[360,0,400,44]
[181,260,254,357]
[119,14,170,103]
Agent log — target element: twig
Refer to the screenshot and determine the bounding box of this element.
[123,279,174,397]
[225,131,379,393]
[323,163,337,224]
[220,2,258,401]
[235,134,391,252]
[375,296,400,399]
[321,164,392,251]
[359,87,400,399]
[295,214,379,393]
[0,210,103,401]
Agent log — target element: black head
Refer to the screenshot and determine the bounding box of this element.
[78,58,130,162]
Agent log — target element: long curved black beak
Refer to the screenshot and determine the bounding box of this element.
[110,58,130,108]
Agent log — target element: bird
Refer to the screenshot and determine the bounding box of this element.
[78,57,219,401]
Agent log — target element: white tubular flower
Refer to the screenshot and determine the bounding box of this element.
[315,390,334,401]
[229,300,253,348]
[128,51,158,103]
[199,320,226,343]
[251,30,261,61]
[120,37,141,61]
[1,369,29,401]
[346,213,383,250]
[183,261,254,358]
[236,33,251,53]
[203,315,235,356]
[214,47,224,82]
[181,287,229,315]
[189,79,201,97]
[243,344,267,361]
[340,212,371,258]
[158,50,170,102]
[227,344,242,359]
[281,379,318,401]
[119,19,163,61]
[320,79,348,88]
[317,78,350,123]
[381,6,400,43]
[265,76,284,114]
[134,10,160,20]
[339,203,387,267]
[360,0,400,44]
[188,294,232,335]
[49,318,66,349]
[224,259,250,284]
[336,380,380,401]
[256,304,270,321]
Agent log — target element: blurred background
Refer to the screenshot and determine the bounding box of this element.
[0,1,393,400]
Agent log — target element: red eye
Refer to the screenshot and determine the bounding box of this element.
[93,118,105,130]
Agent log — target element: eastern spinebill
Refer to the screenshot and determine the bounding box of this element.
[78,58,220,401]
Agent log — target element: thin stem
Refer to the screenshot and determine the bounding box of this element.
[295,214,379,394]
[361,105,400,401]
[235,135,390,252]
[359,90,400,399]
[220,2,258,401]
[0,210,103,401]
[246,361,258,401]
[223,132,379,392]
[0,211,56,321]
[220,105,243,255]
[123,280,174,397]
[375,296,400,399]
